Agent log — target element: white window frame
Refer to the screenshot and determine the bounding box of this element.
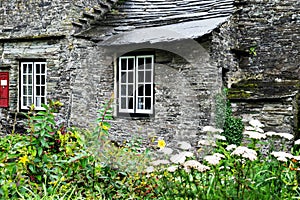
[20,62,47,110]
[118,55,154,115]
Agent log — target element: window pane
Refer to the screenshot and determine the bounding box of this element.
[36,64,40,73]
[41,75,45,84]
[128,58,134,69]
[41,97,46,104]
[138,85,144,96]
[128,85,133,96]
[36,86,40,95]
[138,58,144,69]
[28,97,32,105]
[23,64,27,73]
[121,59,127,70]
[28,75,32,84]
[41,64,46,73]
[121,98,126,109]
[121,72,126,83]
[128,97,133,109]
[41,86,45,96]
[23,75,27,84]
[145,63,152,70]
[28,86,32,95]
[145,71,152,82]
[23,86,27,95]
[145,98,151,110]
[128,58,134,70]
[137,98,144,109]
[28,65,32,73]
[121,85,126,96]
[36,76,40,84]
[23,97,27,106]
[138,71,144,82]
[36,97,41,107]
[145,84,151,96]
[128,72,134,83]
[146,57,152,64]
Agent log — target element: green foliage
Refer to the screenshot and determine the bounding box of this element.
[223,114,244,145]
[249,46,257,56]
[215,88,244,145]
[1,98,299,199]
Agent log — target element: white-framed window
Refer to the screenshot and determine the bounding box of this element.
[118,55,154,115]
[20,62,47,110]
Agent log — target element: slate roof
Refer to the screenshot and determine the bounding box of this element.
[76,0,234,45]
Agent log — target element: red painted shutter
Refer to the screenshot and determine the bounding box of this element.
[0,72,9,108]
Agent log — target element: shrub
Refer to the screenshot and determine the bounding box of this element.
[215,88,244,145]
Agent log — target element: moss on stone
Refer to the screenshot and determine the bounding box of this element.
[227,90,251,99]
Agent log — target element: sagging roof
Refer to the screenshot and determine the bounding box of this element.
[76,0,235,45]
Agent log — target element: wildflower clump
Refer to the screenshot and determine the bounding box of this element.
[231,146,257,161]
[204,153,225,165]
[183,160,210,172]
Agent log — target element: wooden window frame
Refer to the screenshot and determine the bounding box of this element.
[20,62,47,110]
[118,55,154,116]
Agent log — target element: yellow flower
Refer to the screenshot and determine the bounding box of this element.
[102,125,110,131]
[54,101,63,107]
[99,122,110,131]
[157,139,166,149]
[19,155,29,165]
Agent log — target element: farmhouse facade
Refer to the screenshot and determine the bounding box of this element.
[0,0,299,141]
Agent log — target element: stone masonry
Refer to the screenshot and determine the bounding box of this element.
[0,0,299,142]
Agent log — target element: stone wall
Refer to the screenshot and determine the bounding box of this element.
[0,0,116,38]
[0,0,118,134]
[69,40,222,143]
[212,0,300,137]
[1,0,299,141]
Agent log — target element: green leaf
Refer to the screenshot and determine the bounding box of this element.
[38,147,43,157]
[36,111,47,116]
[29,164,35,173]
[42,154,49,163]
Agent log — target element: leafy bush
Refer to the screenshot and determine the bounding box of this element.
[1,98,299,199]
[215,88,244,145]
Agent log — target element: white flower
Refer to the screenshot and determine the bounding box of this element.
[271,151,293,159]
[266,131,276,137]
[226,144,237,151]
[243,131,266,140]
[276,156,288,162]
[145,166,155,173]
[167,165,178,172]
[213,153,225,159]
[181,151,194,158]
[294,139,300,145]
[231,146,249,156]
[170,153,186,164]
[266,132,294,140]
[214,134,226,141]
[231,146,257,161]
[249,119,264,128]
[204,155,222,166]
[183,160,210,172]
[245,126,255,131]
[242,152,257,161]
[293,156,300,161]
[254,127,264,133]
[277,133,294,140]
